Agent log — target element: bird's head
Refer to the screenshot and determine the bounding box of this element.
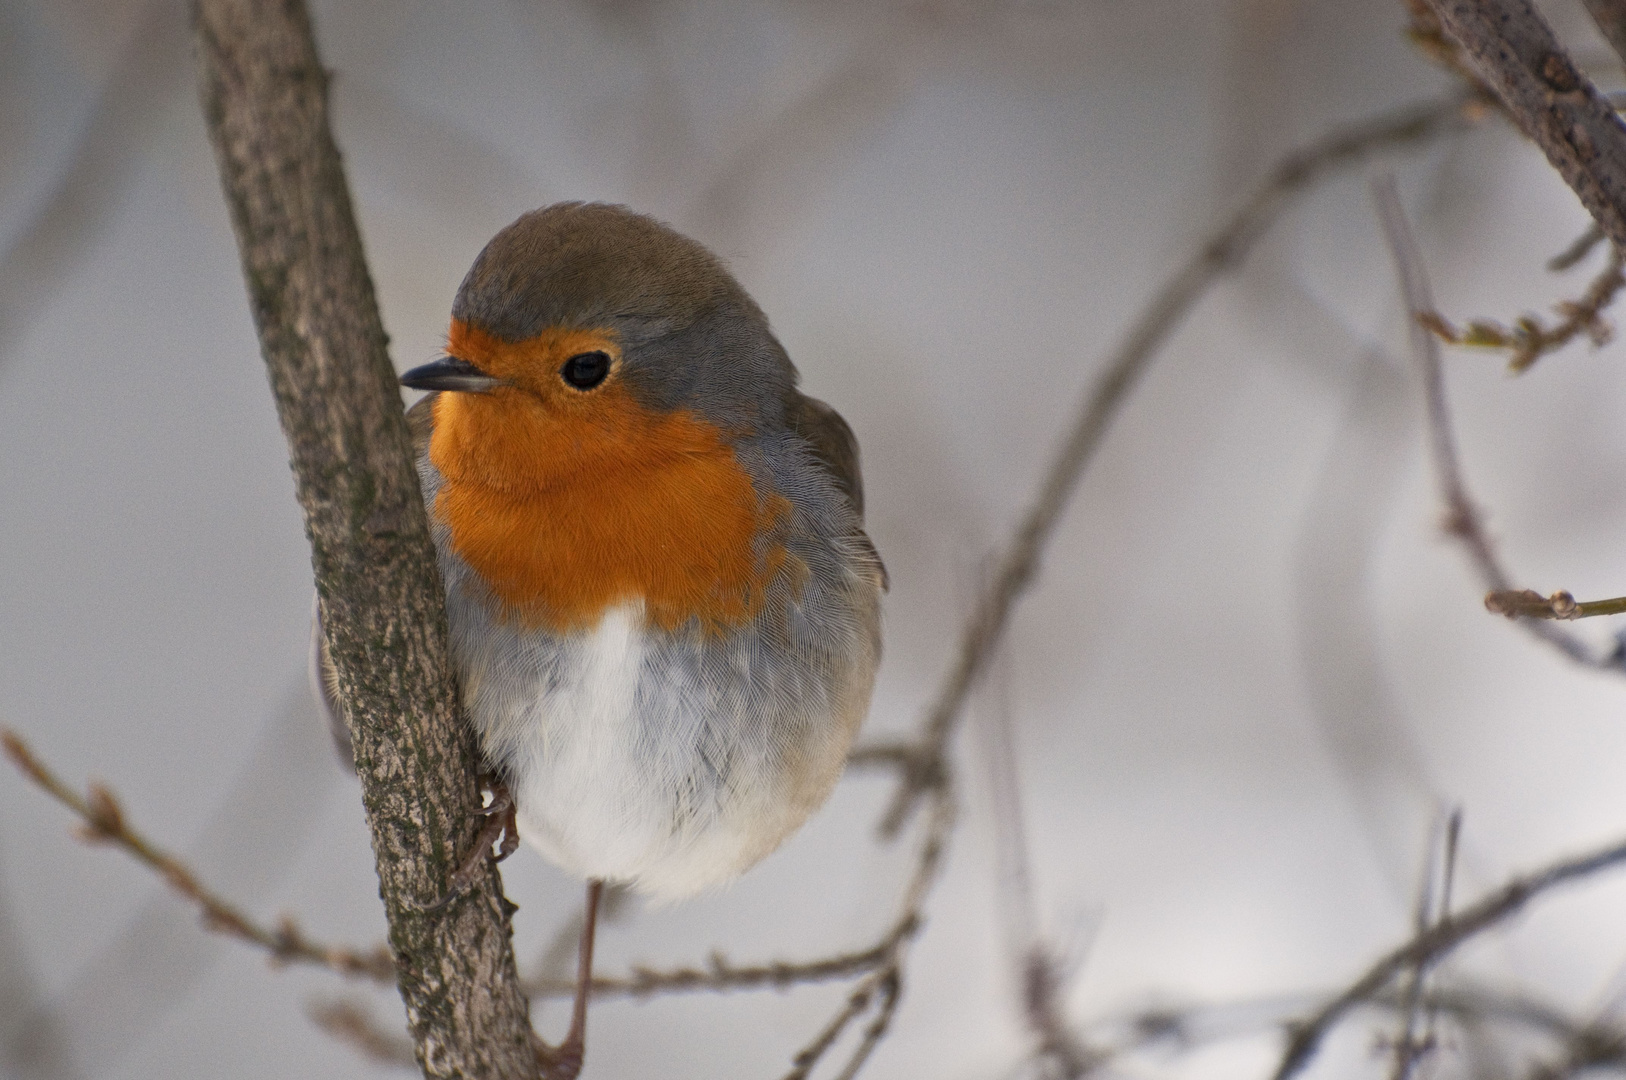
[402,203,797,495]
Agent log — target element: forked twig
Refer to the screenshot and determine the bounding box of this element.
[1371,177,1606,668]
[879,89,1487,836]
[1419,245,1625,372]
[1272,832,1626,1080]
[1,83,1507,1080]
[1,728,397,985]
[1386,810,1462,1080]
[781,784,957,1080]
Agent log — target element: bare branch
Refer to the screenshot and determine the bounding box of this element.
[1549,223,1607,271]
[1486,589,1626,620]
[524,944,891,1001]
[189,0,538,1073]
[1582,0,1626,70]
[1386,810,1463,1080]
[1524,1021,1626,1080]
[309,999,417,1069]
[1420,0,1626,253]
[1371,175,1607,668]
[878,90,1485,835]
[1420,246,1625,371]
[2,729,396,985]
[782,784,957,1080]
[844,741,922,772]
[1272,832,1626,1080]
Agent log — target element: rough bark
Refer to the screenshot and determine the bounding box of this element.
[190,1,541,1076]
[1421,0,1626,253]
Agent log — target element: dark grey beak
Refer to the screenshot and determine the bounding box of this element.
[400,356,504,393]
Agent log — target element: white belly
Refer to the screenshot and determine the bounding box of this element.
[455,601,865,901]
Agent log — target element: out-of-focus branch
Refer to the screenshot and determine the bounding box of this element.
[1420,0,1626,253]
[1419,245,1625,372]
[190,1,539,1076]
[1,730,396,985]
[1524,1020,1626,1080]
[877,89,1486,836]
[1385,811,1461,1080]
[1372,176,1607,668]
[5,722,940,1021]
[526,943,890,1000]
[1549,223,1607,271]
[309,1000,418,1069]
[782,785,957,1080]
[1403,0,1502,95]
[1272,832,1626,1080]
[1582,0,1626,69]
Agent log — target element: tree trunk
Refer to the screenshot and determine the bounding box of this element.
[190,1,541,1075]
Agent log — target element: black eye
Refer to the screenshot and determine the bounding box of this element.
[560,351,611,390]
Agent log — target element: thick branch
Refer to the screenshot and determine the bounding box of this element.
[190,2,538,1076]
[1421,0,1626,253]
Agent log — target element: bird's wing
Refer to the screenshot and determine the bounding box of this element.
[311,391,440,768]
[791,394,865,518]
[406,390,438,455]
[790,393,888,591]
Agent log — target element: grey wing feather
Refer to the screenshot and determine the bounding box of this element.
[791,394,865,518]
[310,392,439,771]
[791,394,888,591]
[405,391,437,455]
[309,594,355,772]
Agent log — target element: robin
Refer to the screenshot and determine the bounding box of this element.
[315,202,885,1076]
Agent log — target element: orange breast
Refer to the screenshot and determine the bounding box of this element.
[428,382,787,635]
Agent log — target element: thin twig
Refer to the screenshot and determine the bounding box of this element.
[1,721,941,1014]
[782,783,958,1080]
[1524,1023,1626,1080]
[980,654,1098,1077]
[1271,832,1626,1080]
[1387,810,1463,1080]
[1371,175,1603,668]
[1419,246,1625,372]
[1486,589,1626,620]
[844,741,923,772]
[878,89,1485,836]
[1091,981,1609,1061]
[1548,223,1606,271]
[524,942,892,1000]
[1,728,397,985]
[308,999,417,1068]
[828,969,901,1080]
[782,969,891,1080]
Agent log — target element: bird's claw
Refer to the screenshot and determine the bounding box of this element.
[416,778,519,913]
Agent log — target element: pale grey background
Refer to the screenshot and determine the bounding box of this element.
[4,1,1626,1078]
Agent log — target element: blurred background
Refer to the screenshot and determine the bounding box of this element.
[5,1,1626,1077]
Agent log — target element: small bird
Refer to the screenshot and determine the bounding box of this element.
[317,202,884,1075]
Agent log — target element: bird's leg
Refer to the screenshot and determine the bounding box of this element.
[418,776,519,913]
[538,879,603,1080]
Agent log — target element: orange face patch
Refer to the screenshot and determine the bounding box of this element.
[430,320,787,634]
